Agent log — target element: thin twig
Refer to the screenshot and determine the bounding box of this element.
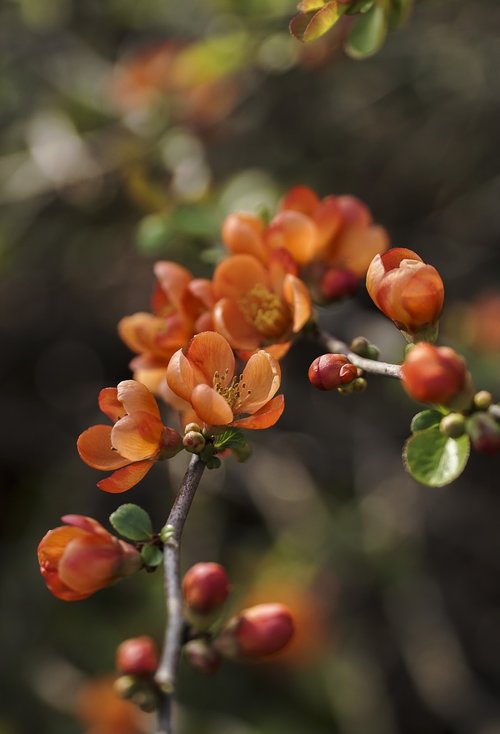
[155,455,206,734]
[318,329,402,379]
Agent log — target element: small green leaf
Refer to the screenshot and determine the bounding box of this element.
[345,2,388,59]
[403,427,470,487]
[213,428,246,451]
[141,545,163,568]
[410,409,444,433]
[110,504,153,541]
[290,1,347,43]
[160,524,175,543]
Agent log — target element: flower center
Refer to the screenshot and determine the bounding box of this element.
[238,283,291,339]
[213,369,251,410]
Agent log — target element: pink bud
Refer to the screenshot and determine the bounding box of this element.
[308,354,358,391]
[215,603,294,659]
[116,636,159,676]
[182,563,230,615]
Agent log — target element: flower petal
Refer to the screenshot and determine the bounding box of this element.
[116,380,161,418]
[61,515,108,535]
[265,211,318,266]
[38,526,87,567]
[279,185,319,216]
[111,412,163,461]
[232,395,284,429]
[213,254,271,301]
[282,274,312,332]
[333,224,390,278]
[191,384,233,426]
[238,351,281,414]
[153,261,192,311]
[98,388,126,423]
[58,535,120,594]
[77,425,130,470]
[222,213,268,264]
[213,298,262,351]
[166,349,195,402]
[186,332,235,385]
[97,460,153,493]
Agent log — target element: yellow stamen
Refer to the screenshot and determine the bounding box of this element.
[213,372,251,410]
[238,283,291,339]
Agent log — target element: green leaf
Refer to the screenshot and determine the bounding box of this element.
[410,409,444,433]
[345,2,388,59]
[290,2,347,43]
[110,504,153,542]
[403,427,470,487]
[213,428,247,451]
[347,0,375,14]
[141,545,163,568]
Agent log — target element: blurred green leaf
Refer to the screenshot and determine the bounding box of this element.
[110,504,153,541]
[403,427,470,487]
[141,544,163,568]
[345,2,388,59]
[388,0,413,27]
[410,409,444,433]
[347,0,375,14]
[290,2,347,43]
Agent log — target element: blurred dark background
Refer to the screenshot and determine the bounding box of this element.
[2,0,500,732]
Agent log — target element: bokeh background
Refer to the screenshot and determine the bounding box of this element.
[3,0,500,732]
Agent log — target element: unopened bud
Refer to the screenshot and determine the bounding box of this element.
[439,413,466,439]
[116,636,159,676]
[350,336,370,356]
[183,431,206,454]
[467,413,500,454]
[182,562,230,616]
[184,639,221,675]
[308,354,358,391]
[473,391,493,411]
[320,268,358,302]
[114,675,139,700]
[352,377,368,392]
[185,422,202,434]
[215,603,294,660]
[401,343,470,407]
[159,427,183,459]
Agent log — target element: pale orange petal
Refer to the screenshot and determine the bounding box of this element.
[236,342,292,362]
[77,425,130,470]
[313,196,343,251]
[191,384,233,426]
[213,298,262,351]
[333,224,390,278]
[279,185,319,216]
[222,213,268,264]
[153,261,192,311]
[111,412,163,461]
[186,332,235,385]
[61,515,108,535]
[131,367,167,395]
[238,351,281,414]
[188,278,216,309]
[116,380,160,418]
[58,535,119,593]
[159,378,192,412]
[97,460,153,493]
[98,388,126,423]
[232,395,284,429]
[265,211,318,266]
[38,526,87,566]
[166,349,195,402]
[282,274,312,333]
[118,313,168,355]
[213,255,271,301]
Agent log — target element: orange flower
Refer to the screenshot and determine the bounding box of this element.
[38,516,141,601]
[366,248,444,338]
[211,252,311,355]
[118,261,214,393]
[77,380,182,493]
[401,342,470,407]
[166,331,284,429]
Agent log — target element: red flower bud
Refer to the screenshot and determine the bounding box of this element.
[116,636,159,676]
[319,268,358,302]
[401,343,469,406]
[215,603,294,659]
[366,248,444,337]
[182,562,230,615]
[308,354,358,391]
[467,413,500,454]
[38,515,141,601]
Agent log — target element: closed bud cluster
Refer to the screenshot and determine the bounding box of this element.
[308,354,358,391]
[215,603,294,660]
[467,413,500,454]
[401,343,471,408]
[116,636,159,676]
[183,431,206,454]
[366,248,444,340]
[473,391,493,411]
[350,336,379,360]
[182,562,230,615]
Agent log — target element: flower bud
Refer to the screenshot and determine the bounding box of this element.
[401,343,470,407]
[185,422,202,434]
[439,413,466,439]
[184,639,221,675]
[215,603,294,659]
[467,413,500,454]
[182,562,230,615]
[183,431,206,454]
[473,391,493,411]
[366,248,444,339]
[319,268,358,302]
[116,636,159,677]
[159,426,184,459]
[38,515,141,601]
[308,354,358,391]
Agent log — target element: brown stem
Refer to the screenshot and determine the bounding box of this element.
[318,329,402,379]
[155,455,206,734]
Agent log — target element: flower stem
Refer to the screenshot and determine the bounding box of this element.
[319,328,402,379]
[155,455,206,733]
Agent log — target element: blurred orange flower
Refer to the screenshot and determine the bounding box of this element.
[212,252,311,355]
[77,380,182,493]
[38,516,141,601]
[75,676,151,734]
[119,261,214,394]
[166,331,284,429]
